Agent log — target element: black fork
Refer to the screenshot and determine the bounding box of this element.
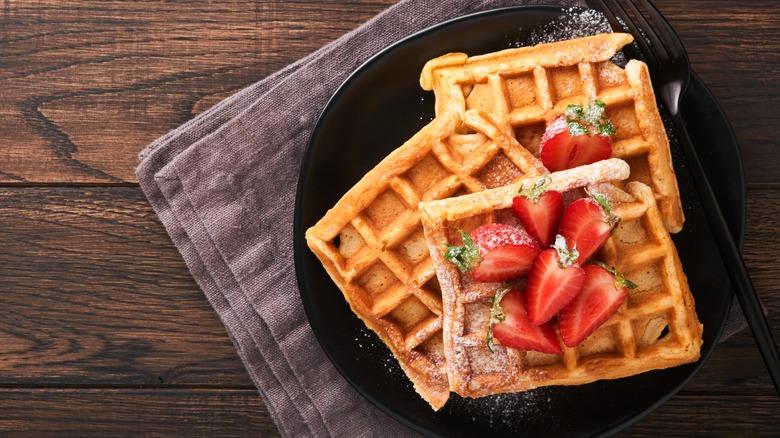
[592,0,780,395]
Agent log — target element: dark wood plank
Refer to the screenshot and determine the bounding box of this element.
[1,390,777,437]
[624,395,780,436]
[1,0,778,184]
[0,0,395,183]
[2,0,779,436]
[0,389,279,437]
[652,0,780,185]
[0,187,251,386]
[688,329,780,394]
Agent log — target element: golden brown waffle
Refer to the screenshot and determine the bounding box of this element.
[419,161,703,399]
[305,109,547,409]
[420,33,685,233]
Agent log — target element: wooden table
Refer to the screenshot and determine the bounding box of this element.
[2,1,778,436]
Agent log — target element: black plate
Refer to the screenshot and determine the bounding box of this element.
[294,6,744,437]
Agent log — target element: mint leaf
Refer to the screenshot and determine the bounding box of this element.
[596,117,617,136]
[566,119,590,137]
[565,103,584,120]
[584,99,606,125]
[564,100,617,137]
[444,230,481,272]
[553,234,579,268]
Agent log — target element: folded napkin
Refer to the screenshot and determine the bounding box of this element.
[136,0,747,436]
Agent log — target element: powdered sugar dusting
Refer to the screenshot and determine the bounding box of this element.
[447,387,553,428]
[529,8,613,45]
[472,223,539,253]
[506,8,628,67]
[354,327,404,376]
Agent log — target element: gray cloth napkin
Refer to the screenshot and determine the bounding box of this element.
[136,0,746,436]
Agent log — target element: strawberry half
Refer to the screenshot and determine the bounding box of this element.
[558,262,635,347]
[525,235,585,325]
[539,101,616,172]
[470,224,541,282]
[512,176,564,248]
[489,288,562,354]
[558,191,620,265]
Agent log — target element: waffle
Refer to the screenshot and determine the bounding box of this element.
[305,109,547,409]
[420,32,685,233]
[419,161,703,398]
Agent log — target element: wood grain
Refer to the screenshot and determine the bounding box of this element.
[1,0,778,184]
[624,395,780,436]
[1,0,779,436]
[0,389,278,437]
[0,0,395,183]
[0,188,251,386]
[656,1,780,186]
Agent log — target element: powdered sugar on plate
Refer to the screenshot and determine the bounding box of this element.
[446,387,553,428]
[507,7,627,67]
[529,7,614,45]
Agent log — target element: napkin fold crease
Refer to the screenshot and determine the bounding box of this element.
[136,0,745,436]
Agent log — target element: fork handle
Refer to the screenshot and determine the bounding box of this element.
[673,110,780,396]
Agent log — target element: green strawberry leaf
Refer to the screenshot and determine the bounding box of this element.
[517,175,552,203]
[564,100,617,137]
[486,286,512,353]
[587,189,621,229]
[444,230,481,272]
[588,260,638,289]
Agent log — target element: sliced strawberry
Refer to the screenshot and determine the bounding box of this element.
[444,224,540,281]
[471,244,541,282]
[539,101,616,172]
[512,176,564,248]
[490,289,562,354]
[539,116,612,171]
[559,262,635,347]
[525,236,585,325]
[558,192,620,265]
[470,223,539,254]
[469,223,540,282]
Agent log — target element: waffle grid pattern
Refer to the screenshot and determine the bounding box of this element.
[420,175,702,399]
[421,33,684,233]
[305,110,546,409]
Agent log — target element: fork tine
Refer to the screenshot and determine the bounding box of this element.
[590,0,661,68]
[618,0,669,63]
[588,0,622,34]
[637,0,688,61]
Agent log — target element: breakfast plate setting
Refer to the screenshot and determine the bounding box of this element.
[295,6,744,436]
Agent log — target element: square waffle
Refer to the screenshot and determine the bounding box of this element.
[420,32,685,233]
[419,161,703,398]
[305,109,547,409]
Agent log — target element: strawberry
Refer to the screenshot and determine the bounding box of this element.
[488,288,562,354]
[471,245,541,282]
[558,262,636,347]
[470,224,540,282]
[539,100,616,172]
[558,191,620,265]
[444,224,540,282]
[469,223,538,254]
[512,176,564,248]
[525,235,585,325]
